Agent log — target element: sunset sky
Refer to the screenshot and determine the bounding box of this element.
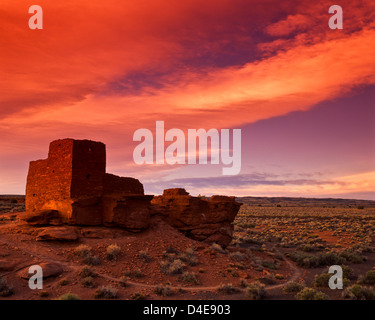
[1,0,374,199]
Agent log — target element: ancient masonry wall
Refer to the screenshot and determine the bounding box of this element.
[25,138,242,245]
[26,140,74,214]
[25,138,149,228]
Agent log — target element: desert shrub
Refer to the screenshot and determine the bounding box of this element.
[179,248,199,266]
[131,292,146,300]
[124,268,143,278]
[138,250,151,263]
[217,283,240,294]
[160,259,185,275]
[81,276,96,288]
[94,286,118,299]
[57,293,80,300]
[361,270,375,285]
[339,250,366,264]
[290,252,320,268]
[154,284,174,296]
[106,244,121,261]
[343,284,375,300]
[0,277,13,297]
[246,282,267,300]
[262,260,278,270]
[290,251,345,268]
[342,265,355,280]
[79,266,96,278]
[73,244,101,265]
[82,254,101,266]
[181,272,199,285]
[295,287,328,300]
[39,291,49,298]
[179,253,198,266]
[315,268,351,288]
[283,281,305,293]
[314,273,331,288]
[317,251,345,266]
[209,243,226,254]
[230,251,246,262]
[73,244,92,257]
[59,278,68,286]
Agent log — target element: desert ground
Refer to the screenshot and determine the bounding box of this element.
[1,195,375,300]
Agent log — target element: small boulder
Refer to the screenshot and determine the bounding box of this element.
[19,262,63,279]
[36,227,78,241]
[0,259,22,272]
[21,210,63,226]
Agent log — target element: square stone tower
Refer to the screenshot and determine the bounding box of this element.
[26,139,106,224]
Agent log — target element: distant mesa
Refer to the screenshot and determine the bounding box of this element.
[24,138,242,247]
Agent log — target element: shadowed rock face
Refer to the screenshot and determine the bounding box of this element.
[152,188,242,247]
[25,139,242,246]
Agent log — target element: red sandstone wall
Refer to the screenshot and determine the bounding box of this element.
[26,140,74,212]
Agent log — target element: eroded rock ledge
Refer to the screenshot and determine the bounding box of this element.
[152,188,242,247]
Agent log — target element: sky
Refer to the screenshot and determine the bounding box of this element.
[0,0,374,199]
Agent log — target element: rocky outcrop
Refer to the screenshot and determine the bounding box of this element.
[151,188,242,247]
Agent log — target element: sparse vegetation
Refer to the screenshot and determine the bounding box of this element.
[57,293,80,300]
[155,284,174,296]
[160,259,185,275]
[94,286,118,299]
[106,244,121,261]
[229,251,246,262]
[131,292,146,300]
[361,270,375,285]
[343,284,375,300]
[180,272,199,285]
[217,283,240,294]
[124,268,144,278]
[209,243,226,254]
[82,255,101,266]
[295,287,328,300]
[0,277,13,297]
[283,281,305,293]
[39,291,49,298]
[245,282,266,300]
[79,266,96,278]
[81,276,96,288]
[74,244,92,257]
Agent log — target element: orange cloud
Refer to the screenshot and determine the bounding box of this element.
[265,14,311,37]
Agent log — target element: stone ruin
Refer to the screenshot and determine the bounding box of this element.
[24,138,242,246]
